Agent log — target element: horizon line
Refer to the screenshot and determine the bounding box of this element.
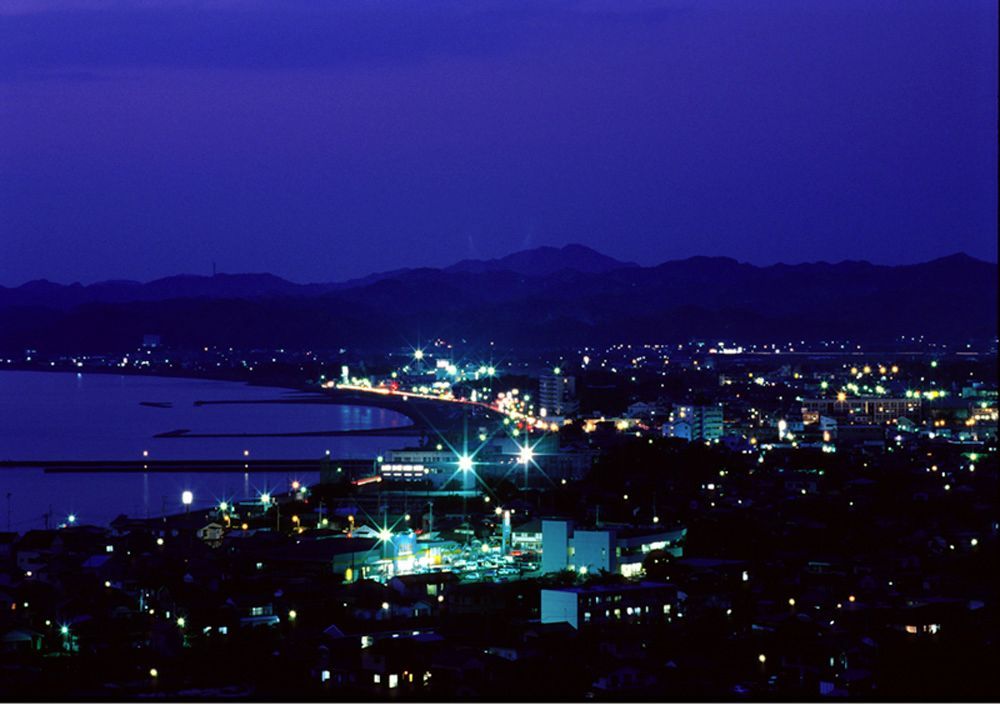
[2,246,996,289]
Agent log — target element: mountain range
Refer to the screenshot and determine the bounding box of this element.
[0,245,995,352]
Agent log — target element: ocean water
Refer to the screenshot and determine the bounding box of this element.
[0,371,409,529]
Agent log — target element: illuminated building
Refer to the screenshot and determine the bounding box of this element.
[542,520,687,577]
[539,373,579,418]
[802,397,921,425]
[541,582,679,629]
[665,404,724,441]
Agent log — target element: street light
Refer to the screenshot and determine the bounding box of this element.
[181,491,193,512]
[517,445,534,465]
[457,455,473,473]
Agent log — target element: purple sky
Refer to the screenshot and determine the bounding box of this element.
[1,0,996,285]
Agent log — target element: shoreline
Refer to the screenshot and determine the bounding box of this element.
[0,365,429,430]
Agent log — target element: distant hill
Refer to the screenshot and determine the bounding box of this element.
[0,247,995,352]
[446,244,637,276]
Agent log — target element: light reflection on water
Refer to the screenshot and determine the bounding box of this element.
[0,371,409,529]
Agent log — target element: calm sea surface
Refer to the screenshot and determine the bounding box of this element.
[0,371,410,530]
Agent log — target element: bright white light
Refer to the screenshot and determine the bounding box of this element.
[414,348,424,360]
[181,491,193,506]
[379,528,392,542]
[218,501,229,512]
[260,492,271,504]
[176,617,185,628]
[67,514,77,524]
[517,445,534,465]
[457,455,473,473]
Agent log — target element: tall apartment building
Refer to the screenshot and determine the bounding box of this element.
[664,404,724,441]
[539,372,579,418]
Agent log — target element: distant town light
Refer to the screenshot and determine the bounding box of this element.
[67,514,77,524]
[413,348,424,361]
[457,455,474,473]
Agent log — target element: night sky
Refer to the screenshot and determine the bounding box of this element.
[1,0,996,285]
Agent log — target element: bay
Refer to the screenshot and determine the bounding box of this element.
[0,371,409,529]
